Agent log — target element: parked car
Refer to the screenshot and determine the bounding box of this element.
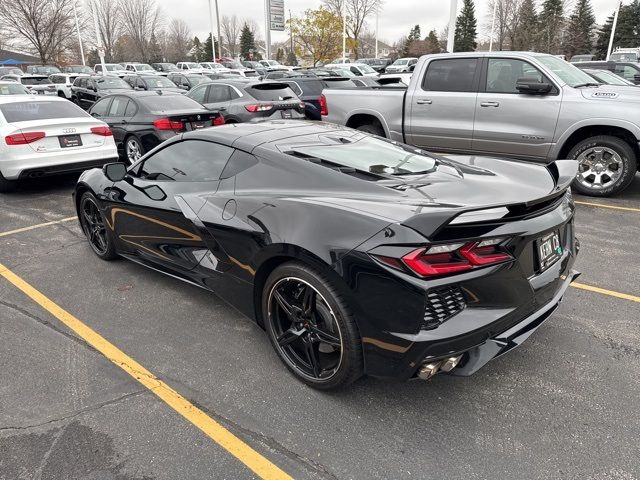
[94,63,128,77]
[322,51,640,197]
[71,75,132,110]
[569,55,595,64]
[218,60,259,77]
[242,61,267,76]
[279,77,327,120]
[575,61,640,85]
[123,63,160,75]
[88,90,224,164]
[609,48,640,62]
[0,67,23,77]
[62,65,94,74]
[0,96,117,192]
[199,62,230,72]
[582,68,636,86]
[330,57,351,64]
[176,62,207,74]
[50,73,87,98]
[258,59,293,72]
[385,57,418,73]
[378,72,413,86]
[0,80,30,95]
[187,80,305,123]
[202,72,251,82]
[358,58,392,72]
[26,65,61,75]
[122,74,182,94]
[351,76,383,87]
[1,74,56,95]
[167,73,210,91]
[73,121,580,389]
[151,63,179,75]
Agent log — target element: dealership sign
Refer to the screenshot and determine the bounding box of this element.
[269,0,285,31]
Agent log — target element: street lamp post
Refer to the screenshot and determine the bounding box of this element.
[91,3,106,75]
[447,0,457,53]
[606,1,622,61]
[489,1,497,52]
[342,1,347,61]
[72,1,85,65]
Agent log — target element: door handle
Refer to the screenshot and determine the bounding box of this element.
[416,99,432,105]
[480,101,500,107]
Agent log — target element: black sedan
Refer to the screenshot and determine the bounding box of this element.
[73,122,579,390]
[71,75,132,110]
[88,91,224,164]
[122,74,183,94]
[166,73,210,91]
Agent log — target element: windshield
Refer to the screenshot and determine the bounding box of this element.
[186,63,201,69]
[0,83,30,95]
[610,52,639,61]
[96,77,130,89]
[589,70,633,86]
[32,66,60,74]
[144,76,177,88]
[135,64,154,71]
[104,64,122,71]
[139,95,203,113]
[292,136,437,175]
[536,55,596,87]
[21,77,51,85]
[68,66,93,73]
[359,64,376,74]
[225,61,243,69]
[394,59,409,65]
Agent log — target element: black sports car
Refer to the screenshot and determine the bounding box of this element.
[73,122,580,390]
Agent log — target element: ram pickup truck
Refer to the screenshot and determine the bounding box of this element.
[322,51,640,197]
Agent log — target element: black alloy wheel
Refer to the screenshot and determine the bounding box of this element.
[263,263,363,390]
[79,192,118,260]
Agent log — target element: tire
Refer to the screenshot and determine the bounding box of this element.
[356,122,385,137]
[262,262,363,390]
[79,192,118,260]
[568,135,637,197]
[0,172,16,193]
[124,136,144,165]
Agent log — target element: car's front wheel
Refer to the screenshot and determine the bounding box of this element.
[79,192,118,260]
[262,262,363,390]
[569,135,637,197]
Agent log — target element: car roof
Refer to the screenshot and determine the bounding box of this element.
[108,90,183,98]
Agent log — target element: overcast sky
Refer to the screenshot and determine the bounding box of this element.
[176,0,621,45]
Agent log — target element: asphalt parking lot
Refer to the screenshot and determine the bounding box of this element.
[1,174,639,480]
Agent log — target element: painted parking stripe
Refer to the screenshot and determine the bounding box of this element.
[0,216,77,238]
[571,282,640,303]
[0,262,293,480]
[575,201,640,213]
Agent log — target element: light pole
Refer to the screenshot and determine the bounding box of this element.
[447,0,457,53]
[91,2,106,75]
[214,0,222,60]
[264,0,271,60]
[207,0,222,60]
[375,4,379,59]
[606,1,622,61]
[489,0,497,52]
[342,1,347,61]
[72,1,85,65]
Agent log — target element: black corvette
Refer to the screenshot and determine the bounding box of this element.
[73,121,580,390]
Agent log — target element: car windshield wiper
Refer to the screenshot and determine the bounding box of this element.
[573,82,600,88]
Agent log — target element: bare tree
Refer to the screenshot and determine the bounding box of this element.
[322,0,382,59]
[221,15,241,57]
[87,0,122,62]
[0,0,75,64]
[119,0,162,62]
[166,18,192,63]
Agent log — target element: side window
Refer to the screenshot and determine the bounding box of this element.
[350,66,362,76]
[124,100,137,117]
[126,65,133,71]
[136,78,146,89]
[615,65,636,81]
[206,85,231,103]
[91,98,111,116]
[108,97,128,116]
[190,85,208,103]
[139,140,234,182]
[486,58,545,94]
[422,58,478,92]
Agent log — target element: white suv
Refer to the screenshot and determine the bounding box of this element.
[123,63,160,75]
[49,73,88,99]
[176,62,207,74]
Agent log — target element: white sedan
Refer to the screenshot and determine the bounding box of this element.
[324,63,380,77]
[0,96,118,192]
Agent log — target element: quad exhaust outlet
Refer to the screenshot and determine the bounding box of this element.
[417,355,463,380]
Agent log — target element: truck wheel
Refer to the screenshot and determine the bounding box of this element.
[0,172,16,193]
[568,135,637,197]
[356,122,385,138]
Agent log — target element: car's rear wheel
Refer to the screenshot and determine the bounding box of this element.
[569,135,637,197]
[79,192,118,260]
[0,172,16,193]
[262,262,363,390]
[356,122,385,137]
[125,136,144,165]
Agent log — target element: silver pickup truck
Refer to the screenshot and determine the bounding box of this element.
[322,51,640,197]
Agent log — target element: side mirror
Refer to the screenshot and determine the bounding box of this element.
[180,84,189,90]
[103,162,127,182]
[516,78,552,94]
[633,74,640,83]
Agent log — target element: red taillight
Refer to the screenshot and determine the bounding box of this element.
[5,131,45,145]
[320,94,328,116]
[90,126,112,136]
[244,104,273,113]
[153,118,184,131]
[397,238,513,278]
[212,115,225,126]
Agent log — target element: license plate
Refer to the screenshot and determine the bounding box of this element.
[281,110,292,119]
[191,121,206,130]
[536,231,562,272]
[59,134,82,148]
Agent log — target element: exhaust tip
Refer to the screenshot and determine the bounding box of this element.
[439,355,463,373]
[418,362,441,380]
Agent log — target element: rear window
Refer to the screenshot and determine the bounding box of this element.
[21,77,51,85]
[293,79,325,95]
[138,95,203,113]
[0,101,89,122]
[144,76,177,88]
[247,83,297,101]
[96,77,130,89]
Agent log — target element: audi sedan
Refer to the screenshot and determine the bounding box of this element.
[73,121,579,390]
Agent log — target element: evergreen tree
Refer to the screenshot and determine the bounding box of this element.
[148,32,163,63]
[563,0,595,59]
[615,0,640,48]
[595,13,614,60]
[538,0,564,54]
[240,23,257,59]
[204,34,219,61]
[190,36,204,62]
[276,47,284,62]
[454,0,477,52]
[401,25,421,57]
[286,50,297,66]
[514,0,538,51]
[425,30,441,54]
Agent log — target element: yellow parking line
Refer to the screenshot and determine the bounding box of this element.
[571,282,640,303]
[575,201,640,213]
[0,216,77,238]
[0,262,293,480]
